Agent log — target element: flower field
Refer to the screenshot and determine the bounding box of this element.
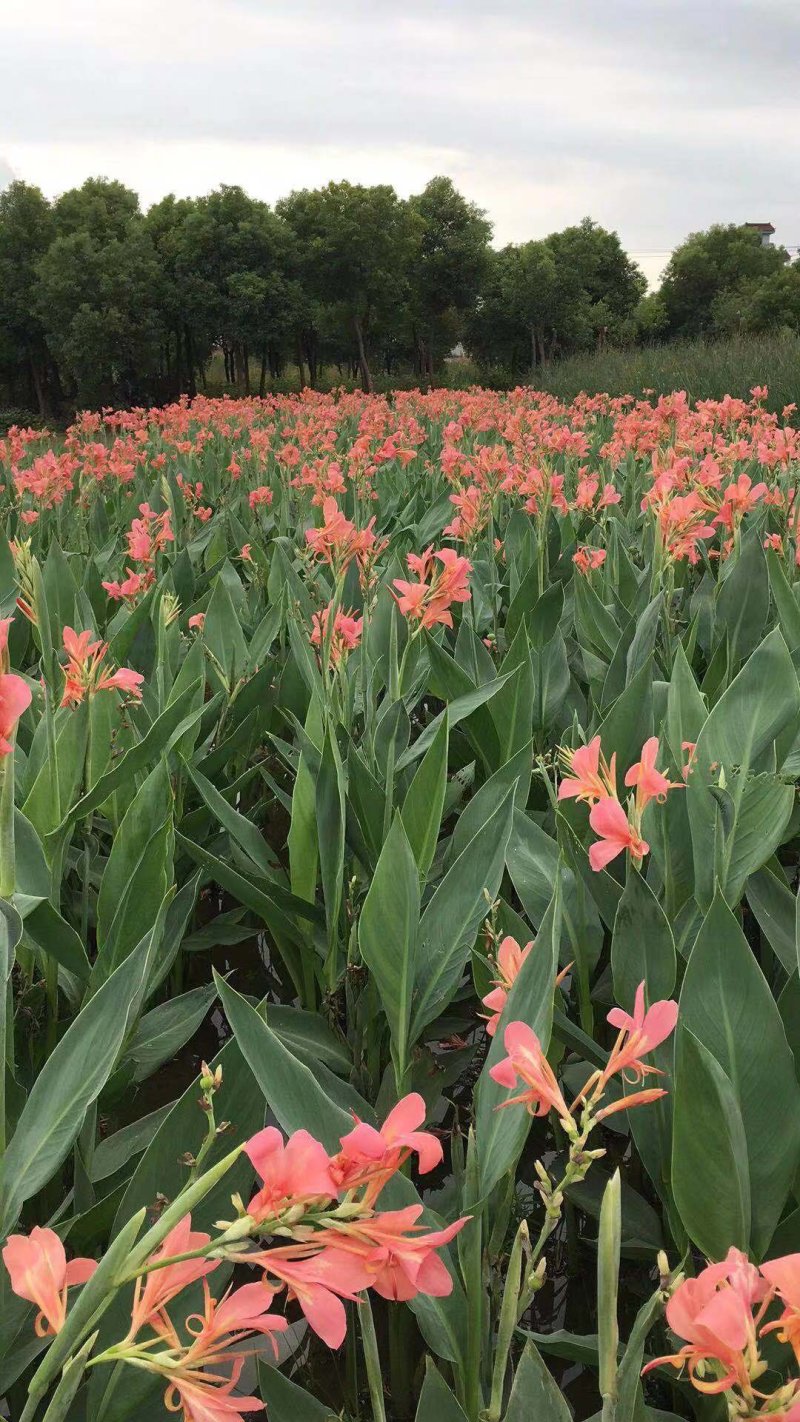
[2,384,800,1422]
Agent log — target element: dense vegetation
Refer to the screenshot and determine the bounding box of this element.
[3,387,800,1422]
[2,173,799,416]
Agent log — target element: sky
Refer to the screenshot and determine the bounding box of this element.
[2,0,800,289]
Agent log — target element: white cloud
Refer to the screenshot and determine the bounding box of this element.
[2,0,799,271]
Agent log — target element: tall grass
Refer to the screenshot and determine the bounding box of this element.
[523,333,800,414]
[5,333,799,429]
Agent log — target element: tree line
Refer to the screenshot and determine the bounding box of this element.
[1,172,798,414]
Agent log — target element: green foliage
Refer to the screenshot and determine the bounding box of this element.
[2,381,800,1422]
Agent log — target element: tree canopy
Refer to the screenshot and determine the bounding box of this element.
[1,178,796,415]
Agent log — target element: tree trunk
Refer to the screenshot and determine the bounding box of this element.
[259,347,268,398]
[304,332,318,388]
[530,324,537,379]
[28,355,46,419]
[353,315,373,394]
[243,342,250,395]
[176,327,184,392]
[295,337,306,390]
[425,335,434,391]
[185,326,197,398]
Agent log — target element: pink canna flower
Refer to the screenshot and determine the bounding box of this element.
[102,568,149,603]
[558,736,617,805]
[2,1226,97,1336]
[60,626,143,708]
[188,613,206,631]
[253,1246,371,1348]
[332,1205,467,1303]
[179,1279,287,1361]
[482,936,534,1036]
[335,1092,442,1198]
[489,1021,574,1125]
[716,473,768,530]
[602,980,678,1087]
[760,1254,800,1362]
[393,548,472,630]
[163,1369,264,1421]
[681,740,697,781]
[305,497,376,572]
[310,604,363,666]
[574,475,599,510]
[248,486,273,510]
[597,482,621,508]
[588,797,648,871]
[128,1216,218,1338]
[624,737,682,811]
[642,1261,755,1394]
[244,1127,338,1223]
[97,665,145,698]
[0,672,32,755]
[573,546,606,575]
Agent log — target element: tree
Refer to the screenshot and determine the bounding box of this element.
[278,182,417,392]
[53,177,141,244]
[34,180,163,408]
[407,176,491,383]
[659,224,789,338]
[545,218,646,344]
[0,182,56,415]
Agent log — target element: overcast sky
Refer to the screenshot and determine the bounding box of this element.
[3,0,799,287]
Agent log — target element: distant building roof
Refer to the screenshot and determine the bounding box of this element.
[746,222,775,233]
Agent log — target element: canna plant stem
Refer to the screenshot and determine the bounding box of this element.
[359,1296,387,1422]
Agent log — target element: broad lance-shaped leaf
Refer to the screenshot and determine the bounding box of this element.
[122,981,217,1082]
[507,807,603,970]
[595,657,654,780]
[687,627,800,909]
[746,863,798,975]
[715,531,770,666]
[504,1341,572,1422]
[394,671,513,772]
[414,1359,468,1422]
[611,870,675,1012]
[488,621,534,767]
[91,758,173,991]
[288,696,323,903]
[358,812,420,1088]
[112,1031,263,1241]
[203,569,248,687]
[316,722,346,956]
[214,973,356,1151]
[401,709,449,878]
[409,788,514,1041]
[614,1286,666,1422]
[0,932,156,1235]
[474,882,560,1198]
[671,1026,751,1259]
[44,678,212,843]
[448,740,532,867]
[22,701,89,839]
[258,1360,338,1422]
[665,640,707,768]
[182,756,274,875]
[767,546,800,651]
[679,891,800,1257]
